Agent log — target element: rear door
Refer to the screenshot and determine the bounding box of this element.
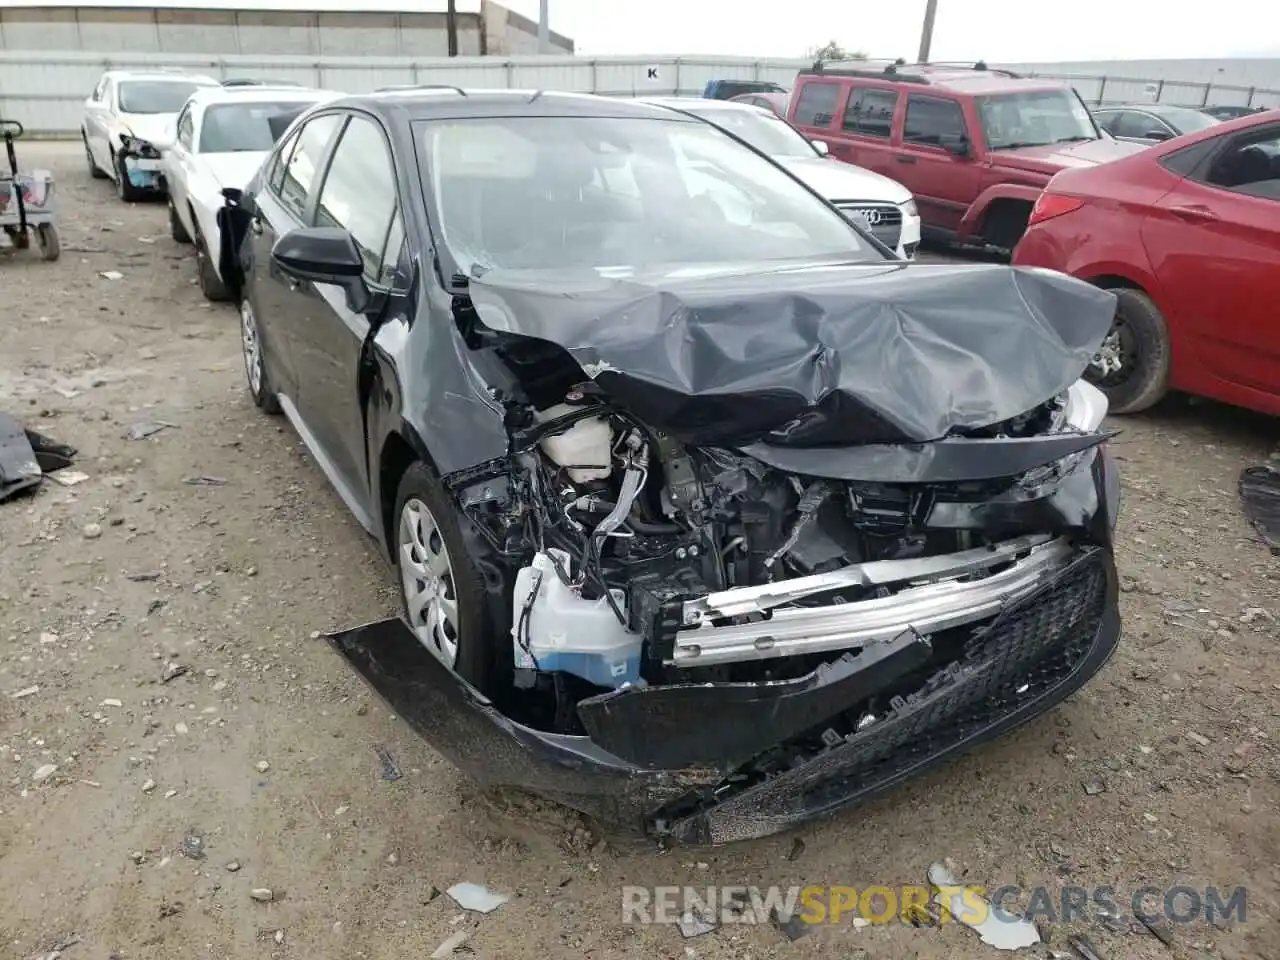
[789,79,844,144]
[894,93,983,233]
[290,112,405,503]
[1141,122,1280,394]
[832,86,901,180]
[246,111,343,403]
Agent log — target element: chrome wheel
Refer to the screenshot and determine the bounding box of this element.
[398,498,459,667]
[240,299,263,396]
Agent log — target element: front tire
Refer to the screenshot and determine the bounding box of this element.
[240,296,280,414]
[114,152,147,203]
[1087,287,1171,414]
[394,462,494,690]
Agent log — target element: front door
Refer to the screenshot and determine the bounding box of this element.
[290,112,405,508]
[893,93,983,234]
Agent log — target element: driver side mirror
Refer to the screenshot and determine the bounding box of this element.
[1143,128,1173,142]
[811,139,830,157]
[940,133,970,157]
[272,227,370,313]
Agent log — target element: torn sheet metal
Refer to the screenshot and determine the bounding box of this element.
[1239,465,1280,555]
[928,862,1041,950]
[468,261,1116,446]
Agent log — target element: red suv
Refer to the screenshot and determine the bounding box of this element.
[787,60,1146,251]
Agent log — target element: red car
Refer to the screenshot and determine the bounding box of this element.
[729,91,789,117]
[1014,110,1280,416]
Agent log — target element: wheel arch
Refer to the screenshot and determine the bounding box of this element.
[377,425,445,566]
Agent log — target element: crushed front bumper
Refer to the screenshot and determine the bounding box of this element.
[330,540,1119,844]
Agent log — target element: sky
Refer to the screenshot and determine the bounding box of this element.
[499,0,1280,60]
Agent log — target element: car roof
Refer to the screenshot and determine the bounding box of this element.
[800,60,1069,97]
[321,88,702,123]
[1095,103,1208,117]
[186,85,342,109]
[637,96,772,116]
[106,70,219,85]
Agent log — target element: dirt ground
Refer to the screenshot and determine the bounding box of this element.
[1,141,1278,960]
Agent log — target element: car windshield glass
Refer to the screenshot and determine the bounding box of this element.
[976,89,1098,149]
[681,106,816,158]
[199,101,316,152]
[118,80,204,115]
[418,115,879,275]
[1156,107,1221,133]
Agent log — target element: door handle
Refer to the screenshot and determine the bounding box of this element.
[250,216,263,236]
[1168,204,1219,222]
[895,155,917,164]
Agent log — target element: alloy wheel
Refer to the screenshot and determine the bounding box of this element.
[240,299,263,397]
[398,498,460,667]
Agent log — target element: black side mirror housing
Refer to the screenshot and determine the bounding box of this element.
[940,133,970,157]
[1145,129,1173,142]
[272,227,370,313]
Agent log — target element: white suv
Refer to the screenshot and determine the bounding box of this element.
[642,97,922,259]
[81,70,219,201]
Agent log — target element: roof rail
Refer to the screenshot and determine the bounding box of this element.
[905,60,1025,78]
[805,57,931,84]
[373,83,467,95]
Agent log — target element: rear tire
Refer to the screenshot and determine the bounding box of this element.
[240,296,281,414]
[394,461,495,691]
[83,134,107,180]
[169,198,192,244]
[1088,287,1171,415]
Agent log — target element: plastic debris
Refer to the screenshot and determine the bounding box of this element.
[181,832,205,860]
[183,475,228,486]
[48,469,89,486]
[99,270,123,280]
[445,882,510,914]
[1239,465,1280,555]
[125,420,177,441]
[928,862,1041,951]
[430,931,471,958]
[373,743,402,781]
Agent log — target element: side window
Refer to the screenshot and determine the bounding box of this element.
[1201,127,1280,198]
[267,129,300,194]
[842,88,898,138]
[1094,111,1120,134]
[1114,111,1154,139]
[792,82,841,128]
[103,80,116,113]
[903,95,966,147]
[313,115,399,278]
[278,113,341,220]
[91,75,107,102]
[176,107,194,149]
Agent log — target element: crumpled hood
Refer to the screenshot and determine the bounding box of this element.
[468,260,1117,447]
[774,155,912,205]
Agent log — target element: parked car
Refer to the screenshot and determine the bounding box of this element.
[162,84,340,301]
[1014,110,1280,416]
[1203,105,1267,121]
[729,91,790,117]
[642,97,921,257]
[215,89,1122,843]
[702,79,787,100]
[787,60,1146,251]
[1093,103,1220,145]
[81,70,219,201]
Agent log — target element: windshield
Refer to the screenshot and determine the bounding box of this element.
[1156,107,1221,133]
[682,106,817,159]
[419,115,878,276]
[118,80,204,115]
[976,89,1099,149]
[199,101,316,153]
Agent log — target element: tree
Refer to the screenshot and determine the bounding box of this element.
[807,41,866,62]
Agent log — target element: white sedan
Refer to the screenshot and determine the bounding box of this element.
[642,97,922,259]
[163,85,341,301]
[82,70,219,201]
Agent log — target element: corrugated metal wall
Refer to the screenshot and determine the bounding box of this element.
[0,48,805,136]
[997,58,1280,109]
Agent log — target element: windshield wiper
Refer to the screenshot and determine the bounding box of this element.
[1053,135,1097,144]
[993,141,1049,150]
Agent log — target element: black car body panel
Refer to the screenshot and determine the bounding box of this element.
[226,90,1125,844]
[466,262,1116,447]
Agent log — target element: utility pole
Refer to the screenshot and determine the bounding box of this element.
[917,0,937,63]
[538,0,550,53]
[446,0,458,56]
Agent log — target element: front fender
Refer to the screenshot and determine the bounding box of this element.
[958,182,1045,239]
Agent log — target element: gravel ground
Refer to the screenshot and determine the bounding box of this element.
[1,142,1279,960]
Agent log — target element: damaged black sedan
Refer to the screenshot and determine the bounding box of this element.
[218,90,1122,844]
